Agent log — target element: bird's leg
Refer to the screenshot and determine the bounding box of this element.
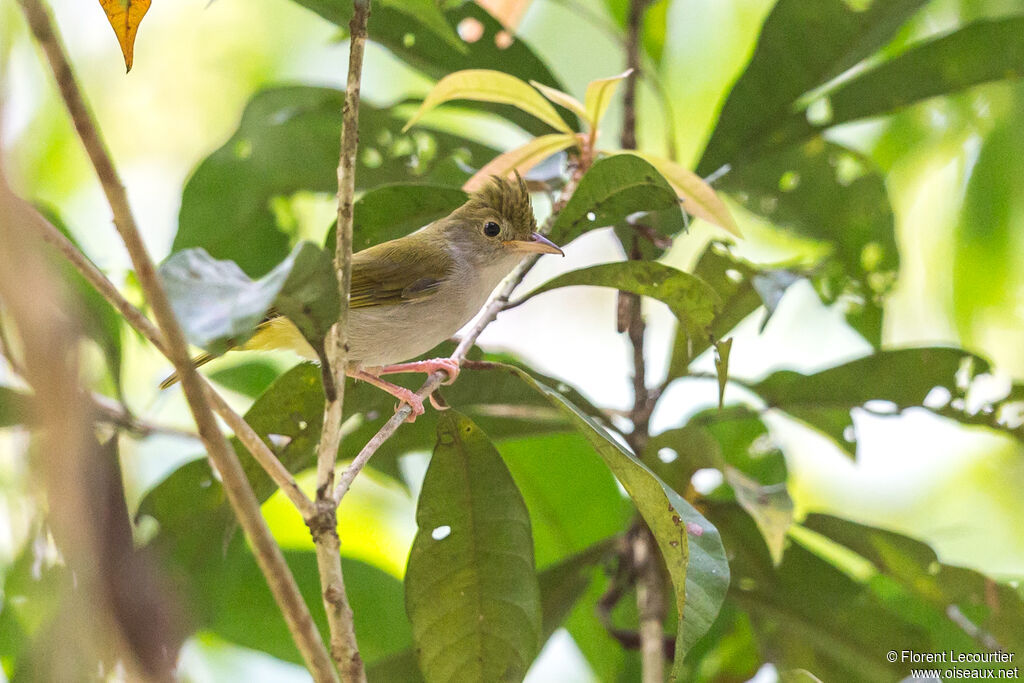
[375,358,461,385]
[347,369,425,423]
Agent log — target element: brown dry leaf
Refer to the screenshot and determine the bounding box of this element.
[98,0,151,71]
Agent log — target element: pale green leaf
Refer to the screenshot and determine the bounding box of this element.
[625,152,741,237]
[724,466,793,567]
[463,133,579,192]
[404,69,573,134]
[529,81,591,128]
[714,338,733,409]
[583,69,631,131]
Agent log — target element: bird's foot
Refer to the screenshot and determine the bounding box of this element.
[376,358,461,385]
[349,369,425,423]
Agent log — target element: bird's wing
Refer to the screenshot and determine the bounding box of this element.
[349,240,453,308]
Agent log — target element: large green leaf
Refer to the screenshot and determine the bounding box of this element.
[697,0,929,175]
[159,242,336,356]
[325,183,468,254]
[292,2,575,136]
[772,17,1024,147]
[175,87,495,276]
[549,155,685,246]
[405,411,542,683]
[710,504,983,683]
[751,347,1017,456]
[518,262,721,353]
[537,539,619,643]
[293,0,461,52]
[501,433,632,568]
[489,363,730,675]
[802,514,1024,658]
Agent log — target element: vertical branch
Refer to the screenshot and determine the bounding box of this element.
[310,1,370,680]
[14,1,337,680]
[619,1,667,680]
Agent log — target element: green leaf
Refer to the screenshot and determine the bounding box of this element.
[489,364,730,672]
[325,183,469,254]
[405,410,541,683]
[207,359,281,398]
[626,152,740,236]
[713,338,732,409]
[175,87,495,276]
[463,133,579,193]
[501,433,632,568]
[518,261,721,356]
[802,514,1024,657]
[0,387,32,428]
[711,504,978,683]
[530,81,590,128]
[752,347,996,456]
[293,1,576,136]
[549,154,685,246]
[403,69,572,134]
[583,70,631,132]
[299,0,463,53]
[777,17,1024,144]
[159,242,337,355]
[537,539,619,642]
[724,467,792,567]
[697,0,929,175]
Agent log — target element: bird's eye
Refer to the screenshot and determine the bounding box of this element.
[483,221,501,237]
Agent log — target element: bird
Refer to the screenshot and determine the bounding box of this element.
[161,173,563,420]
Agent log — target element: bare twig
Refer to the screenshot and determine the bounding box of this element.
[15,1,334,678]
[310,0,371,679]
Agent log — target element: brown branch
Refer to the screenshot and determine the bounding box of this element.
[618,2,667,681]
[14,2,335,679]
[309,1,371,680]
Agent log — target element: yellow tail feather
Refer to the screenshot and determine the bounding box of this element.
[158,352,217,390]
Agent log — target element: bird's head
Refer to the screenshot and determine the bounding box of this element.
[445,172,563,262]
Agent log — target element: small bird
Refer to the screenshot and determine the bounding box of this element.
[162,174,562,420]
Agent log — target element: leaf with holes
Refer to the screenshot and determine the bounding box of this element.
[487,363,730,674]
[159,242,336,356]
[627,152,740,236]
[403,69,572,134]
[463,133,578,192]
[98,0,150,71]
[175,87,495,276]
[751,347,1014,457]
[519,262,721,358]
[550,154,685,245]
[405,410,542,683]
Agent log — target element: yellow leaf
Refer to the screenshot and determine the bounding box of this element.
[529,81,591,129]
[463,133,579,192]
[98,0,151,72]
[583,69,632,131]
[624,151,742,237]
[403,69,573,135]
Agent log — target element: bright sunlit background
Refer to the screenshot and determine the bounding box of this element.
[2,0,1023,679]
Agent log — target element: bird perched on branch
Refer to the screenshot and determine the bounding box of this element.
[161,173,563,420]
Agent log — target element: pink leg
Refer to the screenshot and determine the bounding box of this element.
[348,369,424,422]
[376,358,460,385]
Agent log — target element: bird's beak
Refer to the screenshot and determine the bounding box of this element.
[504,232,564,256]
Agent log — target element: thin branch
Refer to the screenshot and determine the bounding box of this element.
[15,2,335,679]
[310,1,370,680]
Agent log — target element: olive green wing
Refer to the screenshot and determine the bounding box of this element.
[350,239,453,308]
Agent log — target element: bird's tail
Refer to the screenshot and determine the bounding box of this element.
[158,352,217,390]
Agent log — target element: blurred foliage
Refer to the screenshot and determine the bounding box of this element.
[4,0,1024,681]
